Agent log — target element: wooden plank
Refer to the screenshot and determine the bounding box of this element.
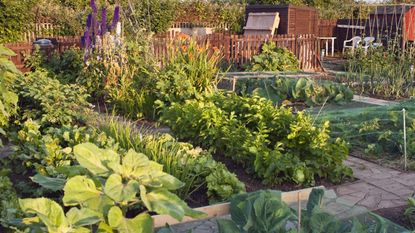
[152,186,323,228]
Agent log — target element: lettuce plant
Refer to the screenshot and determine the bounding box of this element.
[19,143,206,232]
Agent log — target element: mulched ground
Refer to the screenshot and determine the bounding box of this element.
[374,205,414,230]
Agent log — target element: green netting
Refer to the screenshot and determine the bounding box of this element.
[311,99,415,169]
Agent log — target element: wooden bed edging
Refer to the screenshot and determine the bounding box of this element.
[152,186,324,228]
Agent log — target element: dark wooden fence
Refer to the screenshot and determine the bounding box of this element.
[153,33,322,71]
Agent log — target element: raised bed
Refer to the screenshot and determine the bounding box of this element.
[152,186,320,228]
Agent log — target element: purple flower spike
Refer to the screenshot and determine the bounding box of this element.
[92,13,98,35]
[84,30,91,49]
[111,6,120,30]
[86,13,92,29]
[90,0,97,13]
[101,8,107,36]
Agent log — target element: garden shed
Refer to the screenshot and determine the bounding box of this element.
[245,4,319,35]
[368,4,415,42]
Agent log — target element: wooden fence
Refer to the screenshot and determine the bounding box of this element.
[5,36,81,71]
[153,33,322,71]
[6,33,322,72]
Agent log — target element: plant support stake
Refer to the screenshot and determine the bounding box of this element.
[403,108,407,171]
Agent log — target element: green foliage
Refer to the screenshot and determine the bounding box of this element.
[98,116,245,202]
[217,188,406,233]
[175,0,245,33]
[10,120,117,179]
[205,165,246,204]
[106,33,159,120]
[161,92,352,185]
[0,176,22,229]
[238,77,353,106]
[120,0,178,34]
[404,196,415,229]
[0,45,19,146]
[217,190,296,233]
[156,39,222,106]
[316,100,415,163]
[18,143,206,232]
[341,47,415,99]
[0,0,35,43]
[13,69,92,127]
[247,43,299,72]
[45,48,84,84]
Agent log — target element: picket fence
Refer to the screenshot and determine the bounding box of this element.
[153,33,322,71]
[6,33,322,72]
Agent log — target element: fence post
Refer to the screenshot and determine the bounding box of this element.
[403,108,407,171]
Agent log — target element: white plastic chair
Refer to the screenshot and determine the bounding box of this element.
[362,37,375,54]
[343,36,362,54]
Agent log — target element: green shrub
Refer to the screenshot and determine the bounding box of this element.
[120,0,178,34]
[13,69,92,127]
[247,43,299,72]
[161,92,352,185]
[0,0,34,43]
[45,48,84,84]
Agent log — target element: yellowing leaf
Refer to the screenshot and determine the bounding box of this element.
[108,206,153,233]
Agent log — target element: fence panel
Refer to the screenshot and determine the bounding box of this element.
[151,33,321,71]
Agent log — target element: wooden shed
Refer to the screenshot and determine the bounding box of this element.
[245,4,319,35]
[369,5,415,42]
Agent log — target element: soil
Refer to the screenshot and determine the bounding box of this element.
[374,205,414,230]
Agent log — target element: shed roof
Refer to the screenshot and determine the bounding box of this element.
[370,5,414,15]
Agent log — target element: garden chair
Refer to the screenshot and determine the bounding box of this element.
[362,36,375,54]
[342,36,361,54]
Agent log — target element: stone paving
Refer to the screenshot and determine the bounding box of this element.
[334,156,415,210]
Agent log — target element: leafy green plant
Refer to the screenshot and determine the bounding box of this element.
[217,188,407,233]
[45,48,84,84]
[10,119,117,179]
[0,176,22,230]
[156,38,222,106]
[217,190,296,233]
[0,45,19,146]
[97,115,245,202]
[404,196,415,229]
[161,92,352,185]
[238,77,353,106]
[13,69,92,127]
[18,143,206,232]
[247,43,299,72]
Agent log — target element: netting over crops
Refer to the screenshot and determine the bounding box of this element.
[313,99,415,170]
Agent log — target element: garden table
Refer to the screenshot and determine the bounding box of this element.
[317,37,336,56]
